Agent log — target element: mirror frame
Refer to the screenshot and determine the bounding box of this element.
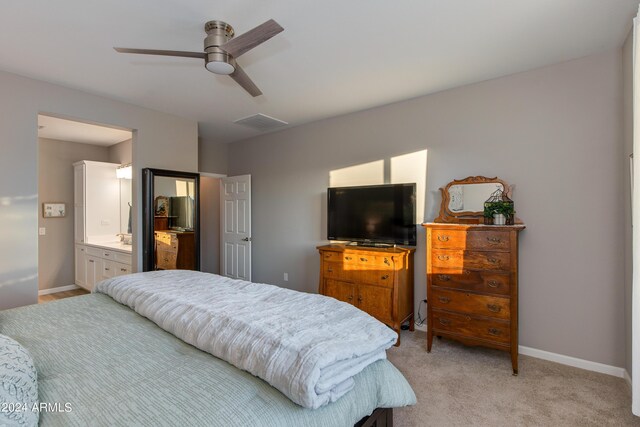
[142,168,200,272]
[434,176,510,223]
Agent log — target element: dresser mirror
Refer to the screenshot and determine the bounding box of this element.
[142,168,200,272]
[435,176,509,223]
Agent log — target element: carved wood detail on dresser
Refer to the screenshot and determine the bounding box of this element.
[424,223,525,374]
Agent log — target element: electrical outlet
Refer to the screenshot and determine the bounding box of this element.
[101,220,110,226]
[38,227,46,236]
[283,273,289,281]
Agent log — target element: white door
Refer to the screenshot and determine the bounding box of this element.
[85,256,99,291]
[220,175,251,281]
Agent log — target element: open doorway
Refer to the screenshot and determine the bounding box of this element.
[200,173,226,275]
[37,114,133,301]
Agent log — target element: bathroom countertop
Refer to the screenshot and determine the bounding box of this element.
[83,239,133,253]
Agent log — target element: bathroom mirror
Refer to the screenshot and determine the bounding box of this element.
[435,176,510,223]
[119,179,132,235]
[142,168,200,272]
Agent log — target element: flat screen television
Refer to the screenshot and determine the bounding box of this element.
[327,183,416,246]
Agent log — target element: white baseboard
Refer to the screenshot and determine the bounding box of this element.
[38,284,80,296]
[624,369,632,389]
[409,323,626,379]
[519,345,626,378]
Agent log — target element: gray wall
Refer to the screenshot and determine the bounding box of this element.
[200,176,221,275]
[199,138,229,175]
[623,30,633,377]
[109,139,132,164]
[0,69,197,310]
[225,50,626,367]
[38,138,110,291]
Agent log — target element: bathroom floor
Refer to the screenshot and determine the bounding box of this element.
[38,289,90,304]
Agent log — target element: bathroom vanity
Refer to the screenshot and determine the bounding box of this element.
[74,160,133,290]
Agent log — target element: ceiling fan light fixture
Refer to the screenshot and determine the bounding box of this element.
[206,61,235,75]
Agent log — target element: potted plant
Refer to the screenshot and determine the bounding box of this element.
[484,190,515,225]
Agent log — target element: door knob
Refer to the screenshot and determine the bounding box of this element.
[241,237,252,242]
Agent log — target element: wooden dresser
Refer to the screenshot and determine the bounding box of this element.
[317,244,414,345]
[154,231,195,270]
[424,223,524,374]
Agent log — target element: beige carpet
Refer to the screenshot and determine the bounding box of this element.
[387,331,638,426]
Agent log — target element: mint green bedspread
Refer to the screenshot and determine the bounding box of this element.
[0,294,415,426]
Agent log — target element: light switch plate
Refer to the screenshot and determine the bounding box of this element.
[38,227,46,236]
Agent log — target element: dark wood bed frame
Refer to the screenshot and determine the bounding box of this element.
[355,408,393,427]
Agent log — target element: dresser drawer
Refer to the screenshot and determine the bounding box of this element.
[431,229,510,252]
[431,250,510,271]
[432,309,510,344]
[431,269,510,295]
[430,288,510,320]
[323,262,394,287]
[156,250,177,270]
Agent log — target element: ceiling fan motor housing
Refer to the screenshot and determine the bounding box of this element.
[204,20,236,74]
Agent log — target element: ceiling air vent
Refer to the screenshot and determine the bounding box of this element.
[233,113,288,131]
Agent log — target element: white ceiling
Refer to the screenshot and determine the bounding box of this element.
[2,1,638,143]
[38,115,132,146]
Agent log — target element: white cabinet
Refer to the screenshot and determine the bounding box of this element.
[75,244,132,291]
[75,245,87,287]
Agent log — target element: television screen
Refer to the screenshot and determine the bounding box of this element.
[327,183,416,246]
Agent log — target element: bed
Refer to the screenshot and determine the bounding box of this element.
[0,272,415,426]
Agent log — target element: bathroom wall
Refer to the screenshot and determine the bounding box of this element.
[109,139,132,164]
[38,138,110,291]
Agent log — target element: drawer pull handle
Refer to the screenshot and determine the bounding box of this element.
[345,256,353,261]
[104,253,110,257]
[487,280,499,288]
[437,235,450,242]
[437,274,451,282]
[324,254,332,258]
[487,304,501,313]
[357,296,363,303]
[347,295,353,301]
[486,237,502,244]
[381,274,389,280]
[487,257,500,264]
[360,257,368,262]
[437,255,450,261]
[384,258,390,266]
[438,296,451,304]
[120,268,127,272]
[438,318,451,326]
[89,260,94,263]
[327,268,333,273]
[488,328,501,336]
[164,258,169,262]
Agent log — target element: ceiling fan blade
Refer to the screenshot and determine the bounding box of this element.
[114,47,205,59]
[219,19,283,58]
[230,64,262,97]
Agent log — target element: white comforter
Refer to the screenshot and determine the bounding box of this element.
[96,270,398,409]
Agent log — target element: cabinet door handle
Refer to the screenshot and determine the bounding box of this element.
[487,280,499,288]
[486,237,502,244]
[437,274,451,282]
[487,304,501,313]
[437,255,450,261]
[360,257,367,262]
[381,274,389,280]
[438,296,451,304]
[438,318,451,326]
[437,235,450,242]
[488,328,501,336]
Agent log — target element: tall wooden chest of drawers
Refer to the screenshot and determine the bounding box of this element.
[317,244,414,346]
[423,223,525,374]
[154,230,195,270]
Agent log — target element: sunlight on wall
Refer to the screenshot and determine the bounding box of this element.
[391,150,427,222]
[329,160,384,187]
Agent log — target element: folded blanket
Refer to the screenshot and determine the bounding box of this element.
[96,270,398,409]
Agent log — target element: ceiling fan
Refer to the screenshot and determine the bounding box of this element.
[114,19,284,97]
